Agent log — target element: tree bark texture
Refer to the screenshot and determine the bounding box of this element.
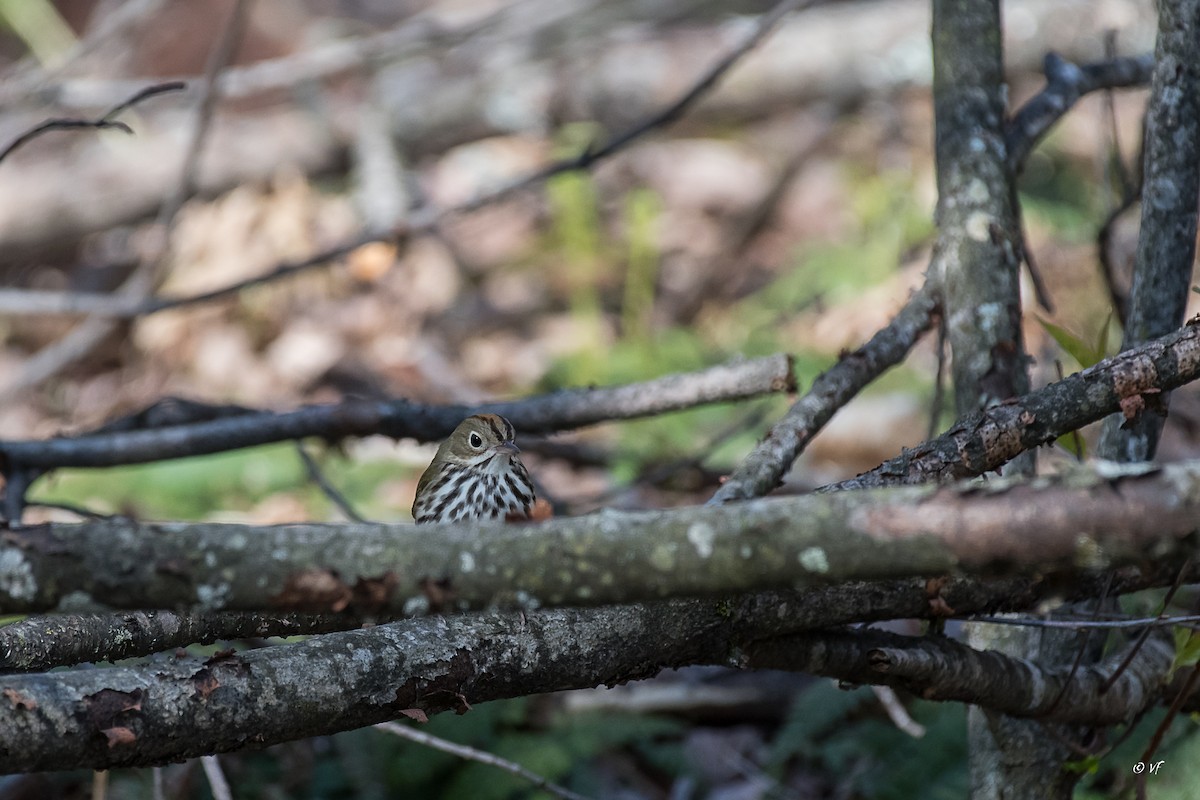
[3,459,1200,615]
[1098,0,1200,461]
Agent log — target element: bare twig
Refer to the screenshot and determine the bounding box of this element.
[1042,571,1114,716]
[1099,558,1192,694]
[966,613,1200,631]
[296,442,368,523]
[0,1,250,403]
[709,285,939,504]
[824,321,1200,491]
[872,686,926,738]
[0,0,821,322]
[1139,662,1200,776]
[375,722,590,800]
[0,81,184,165]
[1006,51,1155,174]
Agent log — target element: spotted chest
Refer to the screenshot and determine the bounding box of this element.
[412,461,535,524]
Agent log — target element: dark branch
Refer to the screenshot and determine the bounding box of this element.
[748,627,1173,726]
[0,568,1188,773]
[827,321,1200,491]
[1006,52,1154,174]
[709,285,939,504]
[0,354,793,471]
[0,82,185,165]
[0,610,360,673]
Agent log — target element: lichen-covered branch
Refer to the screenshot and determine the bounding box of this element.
[748,627,1173,726]
[0,611,362,673]
[4,459,1200,615]
[932,0,1028,419]
[1097,0,1200,462]
[829,321,1200,490]
[0,569,1189,774]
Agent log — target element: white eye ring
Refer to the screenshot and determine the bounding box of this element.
[469,432,483,448]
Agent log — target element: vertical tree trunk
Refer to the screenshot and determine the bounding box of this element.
[930,1,1065,796]
[1098,0,1200,461]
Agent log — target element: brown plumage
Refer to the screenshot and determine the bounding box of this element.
[411,414,536,524]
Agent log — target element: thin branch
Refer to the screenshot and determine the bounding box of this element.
[0,354,794,470]
[825,321,1200,491]
[871,685,925,738]
[0,0,822,322]
[0,1,249,403]
[295,442,368,523]
[1140,662,1200,769]
[1005,52,1155,174]
[0,81,184,165]
[375,722,590,800]
[1100,558,1191,694]
[965,613,1200,631]
[1042,571,1114,716]
[709,285,939,504]
[199,756,232,800]
[0,610,361,672]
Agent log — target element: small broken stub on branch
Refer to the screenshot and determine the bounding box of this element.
[1118,388,1162,425]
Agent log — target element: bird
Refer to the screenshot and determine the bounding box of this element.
[411,414,536,524]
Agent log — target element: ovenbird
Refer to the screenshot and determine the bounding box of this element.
[412,414,536,523]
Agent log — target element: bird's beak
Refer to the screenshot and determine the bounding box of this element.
[495,441,520,456]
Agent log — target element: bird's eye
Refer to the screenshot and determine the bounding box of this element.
[469,432,483,448]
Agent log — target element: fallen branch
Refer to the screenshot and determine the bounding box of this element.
[0,566,1186,773]
[747,627,1174,726]
[0,610,362,673]
[4,458,1200,615]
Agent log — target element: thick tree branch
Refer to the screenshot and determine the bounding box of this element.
[747,628,1174,726]
[4,459,1200,615]
[0,568,1189,774]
